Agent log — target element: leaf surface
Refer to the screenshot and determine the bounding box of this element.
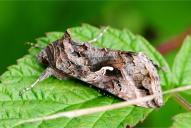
[171,112,191,128]
[173,36,191,87]
[170,36,191,128]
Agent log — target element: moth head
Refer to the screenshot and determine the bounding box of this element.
[37,49,49,66]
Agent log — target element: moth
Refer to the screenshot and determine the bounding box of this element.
[20,27,163,108]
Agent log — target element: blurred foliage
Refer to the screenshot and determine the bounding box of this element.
[171,112,191,128]
[0,1,191,127]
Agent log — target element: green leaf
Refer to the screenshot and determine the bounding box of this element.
[0,24,170,128]
[173,36,191,86]
[171,36,191,128]
[171,112,191,128]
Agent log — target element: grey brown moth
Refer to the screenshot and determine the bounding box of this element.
[20,27,163,108]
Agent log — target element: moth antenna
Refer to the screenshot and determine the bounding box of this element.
[19,67,53,96]
[25,42,43,49]
[88,26,109,43]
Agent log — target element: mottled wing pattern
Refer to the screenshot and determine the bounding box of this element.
[37,31,163,108]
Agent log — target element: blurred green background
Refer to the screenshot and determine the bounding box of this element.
[1,1,191,127]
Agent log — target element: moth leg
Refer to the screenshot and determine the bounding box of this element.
[88,26,109,43]
[19,67,53,95]
[158,65,168,72]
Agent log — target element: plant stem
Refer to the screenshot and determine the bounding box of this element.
[156,28,191,55]
[172,93,191,111]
